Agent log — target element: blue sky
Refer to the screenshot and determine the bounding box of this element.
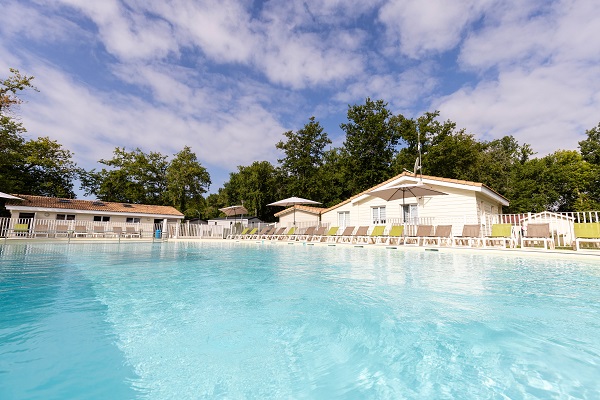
[2,0,599,196]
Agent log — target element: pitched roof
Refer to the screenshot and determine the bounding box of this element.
[5,194,184,217]
[324,171,508,213]
[274,205,326,217]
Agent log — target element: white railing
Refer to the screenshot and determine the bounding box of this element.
[167,222,225,238]
[5,211,599,247]
[0,217,163,239]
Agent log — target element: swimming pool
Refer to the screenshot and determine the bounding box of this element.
[1,241,599,399]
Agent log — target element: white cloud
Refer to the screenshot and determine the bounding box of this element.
[0,1,82,42]
[335,65,438,112]
[56,0,178,61]
[378,0,491,58]
[15,62,285,174]
[434,63,599,154]
[436,0,600,155]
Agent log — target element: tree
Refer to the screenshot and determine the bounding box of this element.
[165,146,211,215]
[579,123,600,165]
[340,98,401,194]
[81,147,168,204]
[222,161,281,221]
[276,116,331,199]
[1,68,37,115]
[0,69,78,198]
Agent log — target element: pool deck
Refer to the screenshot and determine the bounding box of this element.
[2,236,599,261]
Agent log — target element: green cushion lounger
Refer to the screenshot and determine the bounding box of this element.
[366,225,386,244]
[483,224,514,248]
[381,225,404,245]
[574,222,600,251]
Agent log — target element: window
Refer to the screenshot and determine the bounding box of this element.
[126,217,141,223]
[402,204,418,224]
[372,206,386,224]
[338,211,350,227]
[93,216,110,222]
[56,214,76,220]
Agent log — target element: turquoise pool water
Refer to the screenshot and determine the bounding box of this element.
[1,241,599,399]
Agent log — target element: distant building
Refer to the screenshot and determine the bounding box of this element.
[5,194,184,225]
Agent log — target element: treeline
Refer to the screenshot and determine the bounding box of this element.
[2,69,599,220]
[207,100,600,220]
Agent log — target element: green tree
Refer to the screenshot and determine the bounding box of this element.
[340,98,401,194]
[579,123,600,165]
[276,116,331,200]
[0,69,78,198]
[81,147,168,204]
[1,68,37,115]
[20,137,78,197]
[165,146,211,215]
[222,161,281,221]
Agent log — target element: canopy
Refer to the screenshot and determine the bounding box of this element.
[368,184,447,202]
[219,205,248,218]
[368,184,447,223]
[267,196,321,225]
[0,192,22,200]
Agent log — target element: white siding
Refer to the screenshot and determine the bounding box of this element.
[320,183,504,236]
[278,210,320,226]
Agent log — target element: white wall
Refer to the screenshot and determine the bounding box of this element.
[278,210,320,226]
[321,183,504,235]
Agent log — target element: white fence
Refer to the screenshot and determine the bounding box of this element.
[3,211,599,246]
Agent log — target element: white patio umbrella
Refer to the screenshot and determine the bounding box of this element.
[267,196,321,226]
[219,205,248,218]
[0,191,22,200]
[368,183,447,223]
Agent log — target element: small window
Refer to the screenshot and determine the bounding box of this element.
[93,216,110,222]
[338,211,350,227]
[56,214,76,220]
[372,206,386,224]
[126,217,141,223]
[402,204,418,224]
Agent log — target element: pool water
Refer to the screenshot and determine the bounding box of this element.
[1,241,599,399]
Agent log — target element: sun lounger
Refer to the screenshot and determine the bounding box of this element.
[350,226,369,244]
[521,223,554,249]
[321,226,340,243]
[105,226,123,238]
[230,227,250,239]
[336,226,356,243]
[124,226,141,238]
[308,226,327,242]
[422,225,453,246]
[13,223,29,237]
[404,225,434,246]
[240,227,258,239]
[73,225,88,237]
[55,224,70,237]
[268,227,286,240]
[380,225,404,245]
[453,224,482,247]
[276,227,296,240]
[296,226,316,241]
[483,224,515,248]
[92,225,106,237]
[257,226,276,239]
[251,226,271,240]
[363,225,385,244]
[573,222,600,251]
[33,224,50,238]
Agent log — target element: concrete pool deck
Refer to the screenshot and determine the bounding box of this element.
[3,236,600,261]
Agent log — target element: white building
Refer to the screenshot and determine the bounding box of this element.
[4,194,184,237]
[319,172,509,236]
[274,205,324,227]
